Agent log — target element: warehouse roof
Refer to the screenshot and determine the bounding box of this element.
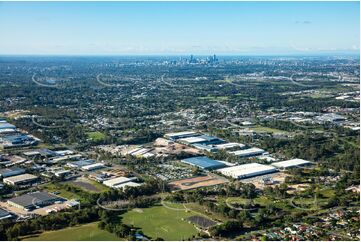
[68,159,95,167]
[165,131,198,137]
[0,122,16,130]
[178,136,207,144]
[217,163,277,179]
[215,142,245,150]
[271,158,311,169]
[0,167,25,177]
[0,208,11,220]
[103,176,137,187]
[8,192,64,209]
[229,147,265,157]
[164,131,200,140]
[113,181,142,190]
[81,163,105,170]
[3,173,38,183]
[181,156,227,170]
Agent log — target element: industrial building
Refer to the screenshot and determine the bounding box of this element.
[0,122,16,131]
[112,181,142,190]
[7,192,65,211]
[271,158,311,169]
[66,159,95,168]
[3,173,38,186]
[164,131,200,140]
[81,162,106,171]
[0,167,25,178]
[217,163,277,179]
[179,135,224,146]
[181,156,227,170]
[1,134,38,149]
[102,176,138,188]
[214,142,245,150]
[0,208,12,220]
[229,147,265,157]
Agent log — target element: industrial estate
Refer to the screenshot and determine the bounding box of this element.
[0,1,360,241]
[0,53,359,241]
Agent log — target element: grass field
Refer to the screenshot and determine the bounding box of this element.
[121,204,199,240]
[40,183,81,200]
[252,125,289,134]
[87,131,106,141]
[23,222,121,241]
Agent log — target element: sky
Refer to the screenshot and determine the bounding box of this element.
[0,1,359,55]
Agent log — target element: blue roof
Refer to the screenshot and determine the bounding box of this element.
[194,135,225,145]
[3,134,34,143]
[182,156,226,170]
[0,122,16,130]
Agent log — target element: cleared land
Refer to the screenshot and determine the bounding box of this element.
[22,222,121,241]
[121,204,199,240]
[168,175,228,191]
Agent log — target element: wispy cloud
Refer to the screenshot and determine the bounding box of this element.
[294,20,312,24]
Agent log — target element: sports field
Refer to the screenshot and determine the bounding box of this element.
[87,131,106,141]
[23,222,121,241]
[122,204,199,240]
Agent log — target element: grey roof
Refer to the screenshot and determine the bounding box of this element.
[8,192,63,208]
[0,208,11,218]
[0,167,25,177]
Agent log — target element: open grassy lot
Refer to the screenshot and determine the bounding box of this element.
[23,222,121,241]
[87,131,106,141]
[252,125,289,134]
[66,178,109,193]
[121,204,199,240]
[40,183,81,200]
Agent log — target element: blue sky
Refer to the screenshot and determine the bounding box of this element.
[0,1,359,55]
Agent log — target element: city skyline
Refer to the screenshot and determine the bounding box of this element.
[0,1,359,55]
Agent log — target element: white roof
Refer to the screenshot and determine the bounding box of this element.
[131,148,150,156]
[103,176,137,187]
[178,136,206,144]
[217,163,277,179]
[113,181,142,190]
[215,142,245,149]
[54,150,74,156]
[3,173,38,183]
[81,163,105,170]
[229,147,265,156]
[165,131,198,137]
[271,158,311,168]
[23,151,40,156]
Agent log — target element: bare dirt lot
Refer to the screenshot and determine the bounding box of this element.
[168,174,228,191]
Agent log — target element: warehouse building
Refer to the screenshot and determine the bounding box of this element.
[103,176,138,188]
[7,191,65,211]
[3,173,38,186]
[229,147,265,158]
[178,135,224,146]
[164,131,200,140]
[0,208,12,220]
[1,134,38,149]
[271,158,311,169]
[66,159,95,168]
[0,167,25,178]
[81,162,106,171]
[181,156,227,170]
[0,122,16,131]
[217,163,277,179]
[214,142,245,150]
